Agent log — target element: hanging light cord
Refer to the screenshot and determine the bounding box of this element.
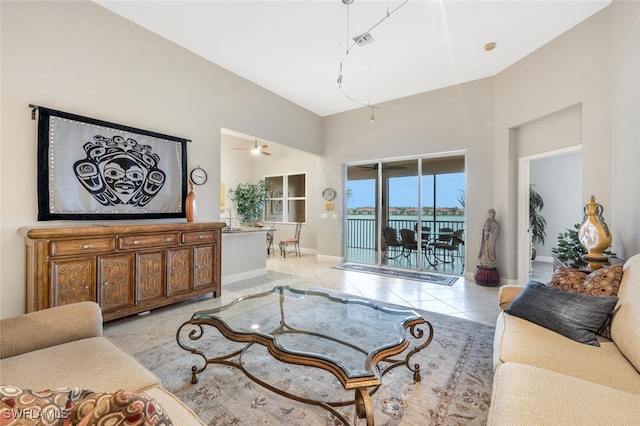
[337,0,409,110]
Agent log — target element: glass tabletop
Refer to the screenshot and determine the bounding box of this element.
[193,286,423,379]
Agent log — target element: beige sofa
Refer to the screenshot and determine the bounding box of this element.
[0,301,204,425]
[487,253,640,425]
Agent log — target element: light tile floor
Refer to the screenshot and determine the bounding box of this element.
[346,247,466,275]
[217,254,555,326]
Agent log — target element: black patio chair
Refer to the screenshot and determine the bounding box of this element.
[382,226,403,259]
[400,229,419,260]
[434,228,465,266]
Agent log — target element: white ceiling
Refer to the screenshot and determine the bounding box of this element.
[95,0,611,117]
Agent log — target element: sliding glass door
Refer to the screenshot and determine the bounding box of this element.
[345,155,466,275]
[385,160,420,270]
[346,163,378,264]
[422,156,466,274]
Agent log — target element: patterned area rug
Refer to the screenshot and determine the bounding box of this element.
[332,263,458,286]
[105,290,494,426]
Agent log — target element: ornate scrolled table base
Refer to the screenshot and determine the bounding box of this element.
[176,286,434,425]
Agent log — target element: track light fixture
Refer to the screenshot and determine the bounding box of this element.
[337,0,409,121]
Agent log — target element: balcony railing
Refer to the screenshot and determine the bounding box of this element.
[347,218,465,249]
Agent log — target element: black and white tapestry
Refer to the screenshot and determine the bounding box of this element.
[37,107,188,220]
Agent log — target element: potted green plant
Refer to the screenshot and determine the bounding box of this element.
[529,185,547,259]
[228,180,268,226]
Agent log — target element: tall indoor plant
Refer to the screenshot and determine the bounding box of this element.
[228,180,268,225]
[529,185,547,242]
[529,185,547,260]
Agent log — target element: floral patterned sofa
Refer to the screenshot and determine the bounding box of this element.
[487,253,640,425]
[0,301,204,425]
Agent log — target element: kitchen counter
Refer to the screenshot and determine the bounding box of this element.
[221,227,271,285]
[222,226,270,234]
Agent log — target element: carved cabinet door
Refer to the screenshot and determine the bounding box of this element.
[168,247,192,296]
[51,257,96,306]
[135,250,166,303]
[98,253,135,313]
[193,244,215,289]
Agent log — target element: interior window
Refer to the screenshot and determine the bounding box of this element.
[265,174,306,223]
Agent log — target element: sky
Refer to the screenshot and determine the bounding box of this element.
[348,173,465,209]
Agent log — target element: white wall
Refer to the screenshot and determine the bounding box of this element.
[220,133,261,221]
[494,6,614,280]
[530,151,583,258]
[518,105,583,259]
[0,1,322,319]
[322,78,495,272]
[494,0,640,274]
[611,0,640,260]
[517,105,582,159]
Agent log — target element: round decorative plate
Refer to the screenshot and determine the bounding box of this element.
[322,187,336,201]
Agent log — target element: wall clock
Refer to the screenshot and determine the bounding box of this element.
[322,187,336,201]
[190,167,208,185]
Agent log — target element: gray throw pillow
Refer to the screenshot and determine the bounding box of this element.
[504,281,618,347]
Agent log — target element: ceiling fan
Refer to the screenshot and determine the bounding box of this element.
[358,163,406,172]
[232,140,271,156]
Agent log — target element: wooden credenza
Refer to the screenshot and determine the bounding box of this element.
[19,222,225,321]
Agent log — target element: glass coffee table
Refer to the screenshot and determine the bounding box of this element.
[176,286,433,425]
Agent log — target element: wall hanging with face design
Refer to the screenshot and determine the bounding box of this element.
[74,135,166,207]
[36,106,188,221]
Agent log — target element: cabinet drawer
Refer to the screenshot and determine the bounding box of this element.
[182,230,217,244]
[50,238,116,256]
[118,232,180,250]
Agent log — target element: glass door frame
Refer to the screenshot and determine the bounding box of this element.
[343,151,467,272]
[344,156,424,269]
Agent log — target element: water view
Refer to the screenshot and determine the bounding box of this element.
[347,214,465,249]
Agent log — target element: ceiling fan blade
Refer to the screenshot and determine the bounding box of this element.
[231,141,271,155]
[385,165,406,171]
[357,163,406,172]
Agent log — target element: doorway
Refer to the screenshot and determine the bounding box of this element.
[518,146,583,282]
[514,104,583,283]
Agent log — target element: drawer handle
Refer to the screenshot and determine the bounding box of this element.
[103,282,109,287]
[165,238,172,242]
[82,244,93,249]
[132,240,140,245]
[197,235,204,239]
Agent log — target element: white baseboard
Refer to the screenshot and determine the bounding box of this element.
[272,247,318,256]
[222,268,267,285]
[317,254,343,263]
[534,255,553,263]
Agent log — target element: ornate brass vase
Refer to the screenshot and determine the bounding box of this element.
[578,195,611,261]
